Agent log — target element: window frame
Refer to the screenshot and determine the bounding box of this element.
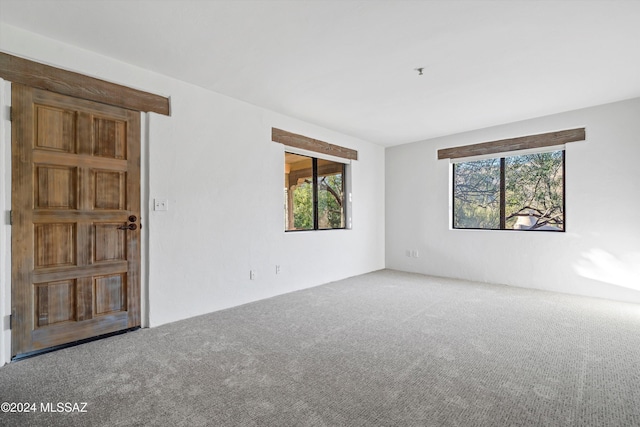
[451,149,566,232]
[284,151,347,232]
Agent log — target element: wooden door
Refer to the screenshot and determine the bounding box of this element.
[11,84,141,357]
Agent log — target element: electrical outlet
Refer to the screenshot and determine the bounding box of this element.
[154,199,169,211]
[412,250,420,258]
[250,270,256,280]
[275,265,281,274]
[406,250,411,257]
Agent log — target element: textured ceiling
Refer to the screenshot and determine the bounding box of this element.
[1,0,640,146]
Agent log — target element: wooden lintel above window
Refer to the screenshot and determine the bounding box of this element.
[272,128,358,161]
[437,127,585,160]
[0,51,170,115]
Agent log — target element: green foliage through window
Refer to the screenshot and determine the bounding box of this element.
[292,181,313,230]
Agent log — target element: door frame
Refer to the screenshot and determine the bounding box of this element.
[1,79,12,365]
[0,52,170,364]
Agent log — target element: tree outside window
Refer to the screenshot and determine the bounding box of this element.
[453,150,564,231]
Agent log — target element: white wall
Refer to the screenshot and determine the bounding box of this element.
[0,24,385,363]
[386,98,640,303]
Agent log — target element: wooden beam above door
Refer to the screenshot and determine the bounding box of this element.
[0,51,170,116]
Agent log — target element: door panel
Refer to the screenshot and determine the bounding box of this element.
[12,84,141,357]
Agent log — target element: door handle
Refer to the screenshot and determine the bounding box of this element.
[118,223,137,231]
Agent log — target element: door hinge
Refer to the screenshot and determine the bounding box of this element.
[9,210,12,225]
[8,314,12,330]
[7,106,11,122]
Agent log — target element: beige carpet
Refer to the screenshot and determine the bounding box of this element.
[1,269,640,426]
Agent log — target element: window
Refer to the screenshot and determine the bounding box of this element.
[284,152,346,231]
[453,150,565,231]
[273,128,356,231]
[441,128,583,231]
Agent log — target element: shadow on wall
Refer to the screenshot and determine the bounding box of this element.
[574,248,640,291]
